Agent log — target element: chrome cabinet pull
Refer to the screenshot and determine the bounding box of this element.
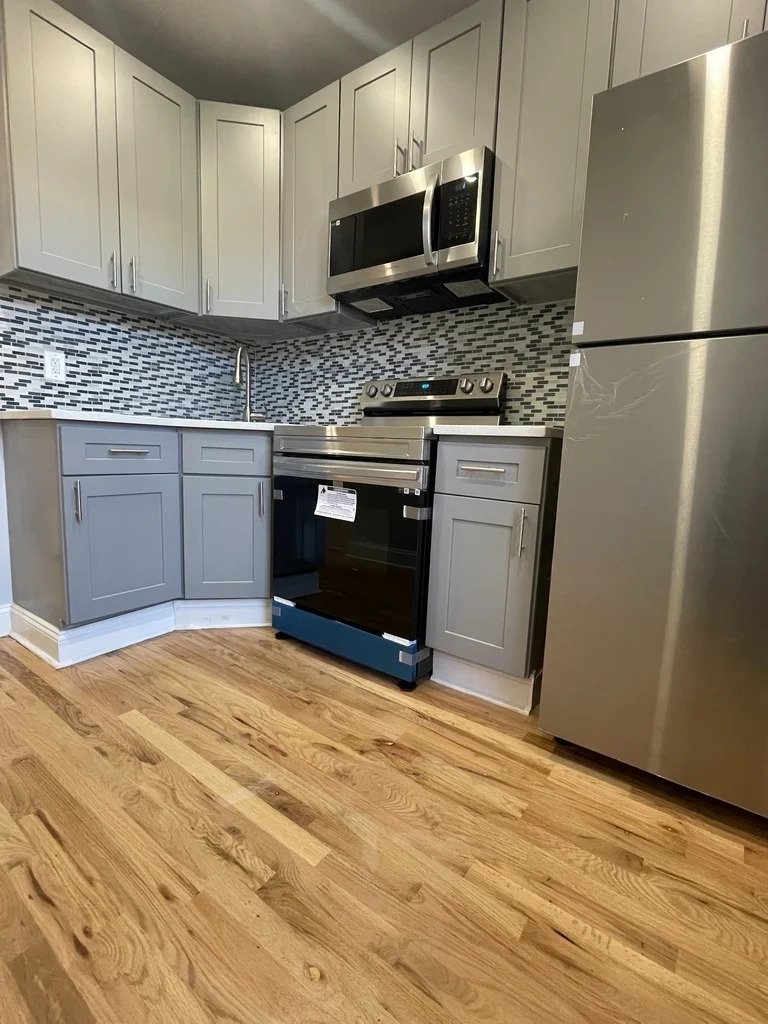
[129,254,137,292]
[280,284,288,320]
[742,17,750,38]
[491,230,501,278]
[460,464,505,474]
[205,278,212,313]
[258,480,265,517]
[74,480,83,523]
[422,173,439,267]
[393,137,400,177]
[516,507,527,559]
[109,249,117,289]
[411,134,422,170]
[108,447,150,456]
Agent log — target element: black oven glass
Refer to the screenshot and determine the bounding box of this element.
[330,191,440,277]
[272,475,431,640]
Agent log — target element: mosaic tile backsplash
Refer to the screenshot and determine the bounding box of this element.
[0,282,574,423]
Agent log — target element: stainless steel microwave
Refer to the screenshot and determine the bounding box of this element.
[327,147,504,320]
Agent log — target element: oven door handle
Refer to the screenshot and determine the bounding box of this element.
[273,455,429,491]
[422,172,439,267]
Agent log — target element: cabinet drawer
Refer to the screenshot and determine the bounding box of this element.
[435,441,546,503]
[60,424,179,475]
[181,430,271,476]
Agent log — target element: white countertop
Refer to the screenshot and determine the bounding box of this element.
[433,424,563,438]
[0,409,276,431]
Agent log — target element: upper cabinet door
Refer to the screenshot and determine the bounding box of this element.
[115,51,199,313]
[492,0,615,288]
[282,83,340,320]
[3,0,120,290]
[409,0,503,169]
[612,0,767,86]
[338,41,412,197]
[199,102,280,320]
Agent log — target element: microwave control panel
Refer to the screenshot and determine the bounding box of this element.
[439,175,479,248]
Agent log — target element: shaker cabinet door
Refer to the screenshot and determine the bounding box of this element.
[491,0,614,290]
[116,50,199,313]
[409,0,503,169]
[199,102,281,319]
[62,474,182,625]
[612,0,766,86]
[338,41,412,196]
[183,475,271,600]
[3,0,120,290]
[282,82,340,319]
[426,494,539,677]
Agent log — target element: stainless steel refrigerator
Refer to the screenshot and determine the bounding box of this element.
[540,30,768,816]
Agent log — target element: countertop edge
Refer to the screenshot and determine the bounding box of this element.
[0,409,276,431]
[432,424,563,438]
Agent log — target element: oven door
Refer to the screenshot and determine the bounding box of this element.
[272,457,432,642]
[327,161,441,296]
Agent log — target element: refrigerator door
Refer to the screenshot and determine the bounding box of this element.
[540,334,768,815]
[576,31,768,345]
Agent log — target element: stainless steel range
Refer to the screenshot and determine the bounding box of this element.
[271,372,506,686]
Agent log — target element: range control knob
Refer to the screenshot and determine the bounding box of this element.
[365,384,379,398]
[381,383,393,397]
[480,376,494,394]
[459,378,474,394]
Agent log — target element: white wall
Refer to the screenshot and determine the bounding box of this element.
[0,428,12,633]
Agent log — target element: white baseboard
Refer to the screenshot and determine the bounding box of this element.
[8,598,273,669]
[431,651,537,715]
[0,602,10,638]
[173,598,271,630]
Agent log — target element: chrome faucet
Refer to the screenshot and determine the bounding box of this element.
[234,345,267,422]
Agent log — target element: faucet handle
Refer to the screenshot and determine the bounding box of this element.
[249,411,267,422]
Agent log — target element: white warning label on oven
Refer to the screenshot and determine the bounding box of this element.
[314,485,357,522]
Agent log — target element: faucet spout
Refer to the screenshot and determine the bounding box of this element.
[234,345,252,422]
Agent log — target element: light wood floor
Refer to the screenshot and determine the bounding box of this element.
[1,630,767,1023]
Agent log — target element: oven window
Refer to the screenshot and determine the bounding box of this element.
[273,475,430,640]
[330,191,438,276]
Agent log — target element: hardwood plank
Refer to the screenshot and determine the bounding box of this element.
[0,956,35,1024]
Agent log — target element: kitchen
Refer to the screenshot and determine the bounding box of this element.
[1,1,768,1022]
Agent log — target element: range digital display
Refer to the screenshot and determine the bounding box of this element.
[393,378,459,397]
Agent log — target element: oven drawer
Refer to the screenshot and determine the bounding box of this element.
[60,424,179,475]
[436,441,546,504]
[182,430,271,476]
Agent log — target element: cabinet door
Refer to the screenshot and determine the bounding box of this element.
[492,0,615,285]
[199,102,280,319]
[116,50,199,313]
[62,474,182,625]
[612,0,766,86]
[3,0,120,289]
[282,83,339,320]
[409,0,503,169]
[183,475,271,600]
[338,41,412,196]
[426,494,539,676]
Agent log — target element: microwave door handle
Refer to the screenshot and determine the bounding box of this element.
[422,173,439,267]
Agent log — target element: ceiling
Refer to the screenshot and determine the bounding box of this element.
[56,0,480,110]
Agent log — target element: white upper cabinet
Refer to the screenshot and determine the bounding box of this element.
[612,0,767,85]
[199,102,281,320]
[338,42,412,197]
[2,0,120,290]
[116,51,199,313]
[492,0,615,293]
[282,83,340,320]
[409,0,503,169]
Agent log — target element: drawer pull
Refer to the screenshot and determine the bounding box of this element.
[460,464,506,474]
[108,447,151,456]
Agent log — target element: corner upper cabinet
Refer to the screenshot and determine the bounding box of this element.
[115,51,199,313]
[612,0,767,86]
[282,83,340,319]
[491,0,615,301]
[0,0,120,289]
[199,102,281,319]
[409,0,503,169]
[338,42,412,196]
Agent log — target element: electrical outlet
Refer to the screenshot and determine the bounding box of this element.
[43,348,66,383]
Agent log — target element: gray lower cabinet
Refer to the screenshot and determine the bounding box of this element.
[426,494,539,676]
[63,473,182,624]
[183,475,271,599]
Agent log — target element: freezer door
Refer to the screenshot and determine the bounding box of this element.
[540,335,768,816]
[576,31,768,345]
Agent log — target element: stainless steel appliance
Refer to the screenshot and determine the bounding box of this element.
[540,31,768,816]
[271,372,506,686]
[327,147,505,320]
